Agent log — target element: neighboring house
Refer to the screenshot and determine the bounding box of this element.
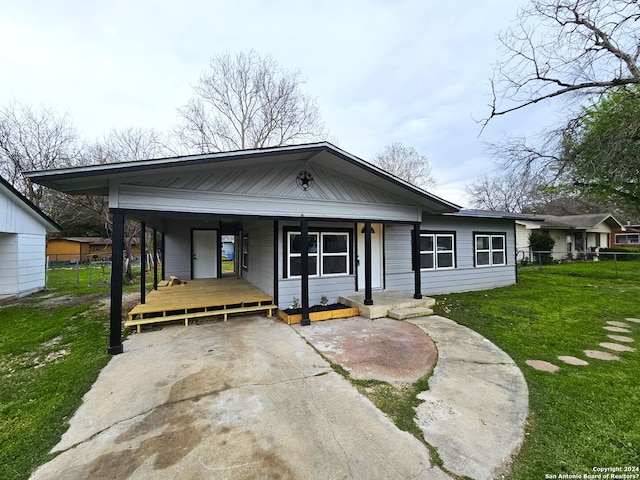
[516,213,623,261]
[27,142,535,353]
[47,237,111,263]
[611,224,640,250]
[0,176,60,299]
[46,237,142,263]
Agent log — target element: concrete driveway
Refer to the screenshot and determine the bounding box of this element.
[30,316,452,480]
[30,315,527,480]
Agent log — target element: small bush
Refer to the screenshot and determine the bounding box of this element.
[529,231,555,264]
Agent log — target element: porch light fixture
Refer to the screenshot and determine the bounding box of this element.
[296,170,314,191]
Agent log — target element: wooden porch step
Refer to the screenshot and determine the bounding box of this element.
[124,303,277,333]
[387,307,434,320]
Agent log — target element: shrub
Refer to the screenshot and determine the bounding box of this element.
[599,247,640,261]
[529,231,555,264]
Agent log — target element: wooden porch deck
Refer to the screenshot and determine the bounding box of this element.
[124,278,277,333]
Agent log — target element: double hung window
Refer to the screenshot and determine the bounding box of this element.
[287,231,350,277]
[420,232,455,269]
[475,233,506,267]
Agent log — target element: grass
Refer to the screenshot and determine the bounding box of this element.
[2,261,638,479]
[0,265,149,480]
[434,261,640,478]
[0,300,110,480]
[336,366,446,468]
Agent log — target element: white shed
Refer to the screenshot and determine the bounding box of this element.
[0,177,60,299]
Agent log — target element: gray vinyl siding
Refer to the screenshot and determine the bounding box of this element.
[385,216,516,296]
[0,233,18,296]
[163,218,221,280]
[277,221,358,307]
[241,221,274,296]
[115,159,422,222]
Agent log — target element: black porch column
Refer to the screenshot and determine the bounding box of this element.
[273,221,279,306]
[153,227,158,290]
[413,223,423,299]
[109,211,125,355]
[161,233,166,281]
[364,221,373,306]
[140,222,146,304]
[300,219,310,326]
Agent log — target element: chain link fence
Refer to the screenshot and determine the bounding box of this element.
[518,249,640,266]
[517,248,640,280]
[45,256,151,289]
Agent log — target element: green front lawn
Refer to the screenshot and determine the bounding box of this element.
[0,265,147,480]
[0,300,110,480]
[1,261,638,479]
[434,261,640,478]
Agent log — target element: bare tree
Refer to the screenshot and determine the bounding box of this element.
[80,128,170,281]
[175,50,326,153]
[466,171,541,213]
[0,101,80,206]
[86,127,169,165]
[486,0,640,125]
[370,142,436,188]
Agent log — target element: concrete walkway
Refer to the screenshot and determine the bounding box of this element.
[409,316,529,479]
[30,315,528,480]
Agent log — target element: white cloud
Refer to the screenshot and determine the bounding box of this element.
[1,0,547,203]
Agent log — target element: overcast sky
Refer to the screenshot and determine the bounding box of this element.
[0,0,556,207]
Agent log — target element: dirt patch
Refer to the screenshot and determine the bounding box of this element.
[95,291,141,314]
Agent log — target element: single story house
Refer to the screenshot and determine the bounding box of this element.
[27,143,533,353]
[0,176,60,299]
[47,237,112,263]
[46,236,142,264]
[516,213,623,261]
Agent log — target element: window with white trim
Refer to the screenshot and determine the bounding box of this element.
[287,231,350,277]
[420,232,455,269]
[615,233,639,245]
[475,233,506,267]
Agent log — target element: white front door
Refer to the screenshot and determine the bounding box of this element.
[357,223,383,290]
[192,229,218,279]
